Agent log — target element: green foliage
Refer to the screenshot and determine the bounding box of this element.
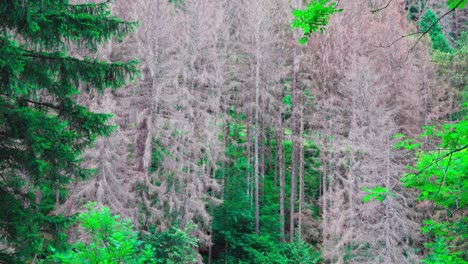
[392,133,422,151]
[291,0,342,44]
[362,187,396,203]
[282,94,293,108]
[407,1,425,21]
[46,202,155,263]
[405,30,468,263]
[283,237,321,264]
[168,0,186,9]
[397,121,467,209]
[420,9,453,53]
[0,1,138,261]
[448,0,467,9]
[207,114,322,263]
[433,31,468,120]
[394,117,468,262]
[239,234,290,264]
[142,222,199,264]
[421,236,467,264]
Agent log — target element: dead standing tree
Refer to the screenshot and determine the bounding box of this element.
[301,0,442,262]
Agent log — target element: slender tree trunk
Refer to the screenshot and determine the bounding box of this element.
[274,127,278,188]
[254,15,261,234]
[208,163,214,264]
[278,119,286,242]
[348,151,355,247]
[183,157,191,228]
[298,110,304,240]
[289,41,300,242]
[266,119,272,175]
[322,135,327,240]
[224,120,230,262]
[290,0,302,242]
[260,110,265,198]
[247,114,252,204]
[349,86,356,246]
[384,137,392,262]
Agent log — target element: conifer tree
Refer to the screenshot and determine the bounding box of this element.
[0,1,138,261]
[420,9,453,53]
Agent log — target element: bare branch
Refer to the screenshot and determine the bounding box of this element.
[371,0,464,57]
[370,32,421,48]
[402,144,468,180]
[370,0,394,13]
[434,152,452,200]
[405,0,464,59]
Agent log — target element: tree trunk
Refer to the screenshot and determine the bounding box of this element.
[254,14,261,234]
[290,0,302,242]
[289,42,299,243]
[298,110,304,240]
[384,137,392,262]
[278,120,286,242]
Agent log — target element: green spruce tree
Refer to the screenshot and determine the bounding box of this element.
[420,9,453,53]
[0,1,138,262]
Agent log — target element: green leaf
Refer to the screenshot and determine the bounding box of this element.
[448,0,467,9]
[291,0,342,44]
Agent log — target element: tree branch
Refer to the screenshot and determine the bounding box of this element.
[401,144,468,181]
[0,93,60,110]
[370,0,394,13]
[405,0,463,59]
[371,0,464,57]
[434,152,452,200]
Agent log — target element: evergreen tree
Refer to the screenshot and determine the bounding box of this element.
[46,203,155,264]
[0,1,138,262]
[420,9,453,53]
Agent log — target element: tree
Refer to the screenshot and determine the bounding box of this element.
[420,9,453,53]
[394,116,467,263]
[46,202,155,264]
[291,0,342,45]
[143,221,199,264]
[307,0,436,261]
[0,1,138,261]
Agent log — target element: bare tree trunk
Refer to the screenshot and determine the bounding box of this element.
[290,0,302,242]
[298,111,305,240]
[348,153,354,247]
[254,14,261,234]
[266,115,272,175]
[289,42,300,242]
[208,163,214,264]
[322,142,327,242]
[278,119,286,242]
[247,113,252,204]
[384,136,392,263]
[260,110,265,198]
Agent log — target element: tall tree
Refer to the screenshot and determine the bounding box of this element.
[0,0,137,262]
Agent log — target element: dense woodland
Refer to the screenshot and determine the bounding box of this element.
[0,0,467,263]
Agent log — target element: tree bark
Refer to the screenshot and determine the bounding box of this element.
[278,119,286,242]
[298,109,304,240]
[254,13,261,234]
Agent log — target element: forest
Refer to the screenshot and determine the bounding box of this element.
[0,0,467,263]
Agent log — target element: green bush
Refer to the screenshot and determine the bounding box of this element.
[46,202,155,264]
